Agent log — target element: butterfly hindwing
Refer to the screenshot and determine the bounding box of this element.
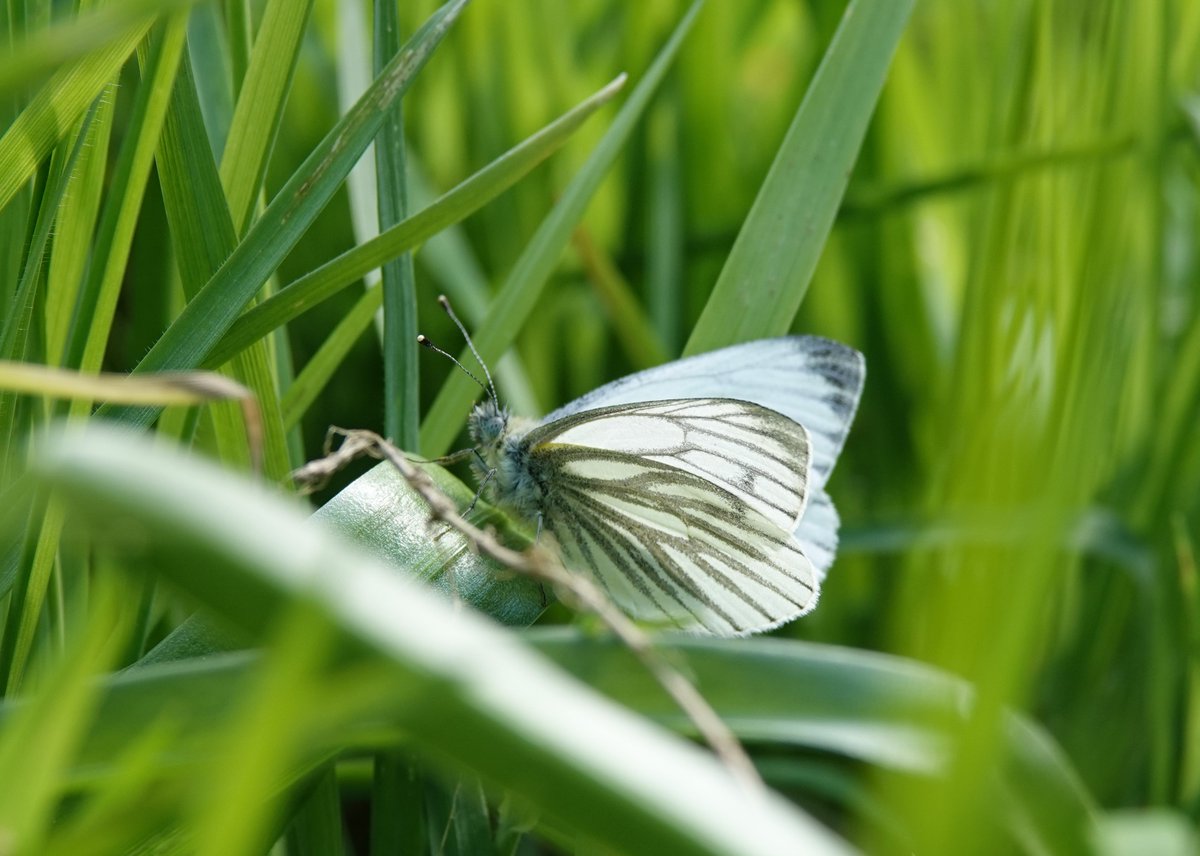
[522,398,817,634]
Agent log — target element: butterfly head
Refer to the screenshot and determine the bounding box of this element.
[468,398,509,453]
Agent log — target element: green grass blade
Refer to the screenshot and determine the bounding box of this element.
[0,15,187,695]
[374,0,419,449]
[0,17,153,215]
[0,581,127,852]
[154,49,291,477]
[645,90,685,354]
[0,100,100,479]
[288,768,348,856]
[279,286,381,431]
[219,0,315,235]
[185,3,234,160]
[369,755,423,856]
[61,13,188,377]
[420,1,704,456]
[204,74,627,370]
[684,0,914,353]
[0,0,195,97]
[155,53,238,294]
[101,0,472,428]
[44,89,115,367]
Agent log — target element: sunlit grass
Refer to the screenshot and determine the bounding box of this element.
[0,0,1198,853]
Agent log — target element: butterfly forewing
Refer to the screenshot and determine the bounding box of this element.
[541,336,863,487]
[524,398,817,634]
[532,398,811,532]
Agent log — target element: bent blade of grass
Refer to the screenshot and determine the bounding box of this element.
[530,631,1098,855]
[100,0,472,429]
[685,0,914,354]
[31,424,855,856]
[420,1,705,456]
[204,74,628,369]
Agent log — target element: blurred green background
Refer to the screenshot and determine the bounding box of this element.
[1,0,1199,853]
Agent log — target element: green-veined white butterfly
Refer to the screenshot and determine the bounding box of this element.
[428,310,864,637]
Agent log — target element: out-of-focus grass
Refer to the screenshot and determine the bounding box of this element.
[0,0,1198,853]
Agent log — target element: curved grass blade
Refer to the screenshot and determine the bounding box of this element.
[30,424,855,856]
[529,630,1098,856]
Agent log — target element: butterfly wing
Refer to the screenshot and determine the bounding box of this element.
[524,398,817,635]
[541,336,862,580]
[541,336,864,488]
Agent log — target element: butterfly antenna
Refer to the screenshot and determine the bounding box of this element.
[417,334,490,400]
[437,294,499,407]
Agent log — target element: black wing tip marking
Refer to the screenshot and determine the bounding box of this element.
[767,336,866,426]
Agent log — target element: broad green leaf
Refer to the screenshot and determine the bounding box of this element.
[30,424,855,856]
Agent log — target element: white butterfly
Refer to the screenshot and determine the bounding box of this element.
[455,332,865,637]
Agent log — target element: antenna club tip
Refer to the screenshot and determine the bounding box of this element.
[436,295,450,309]
[416,334,433,348]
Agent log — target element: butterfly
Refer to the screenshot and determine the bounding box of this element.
[425,306,864,636]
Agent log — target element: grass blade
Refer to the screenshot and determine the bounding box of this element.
[420,1,704,456]
[684,0,915,353]
[0,18,153,215]
[204,74,627,370]
[102,0,472,428]
[374,0,419,448]
[220,0,315,235]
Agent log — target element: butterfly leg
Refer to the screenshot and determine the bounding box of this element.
[463,450,496,515]
[533,512,548,605]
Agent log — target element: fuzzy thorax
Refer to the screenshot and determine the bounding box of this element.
[467,399,542,520]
